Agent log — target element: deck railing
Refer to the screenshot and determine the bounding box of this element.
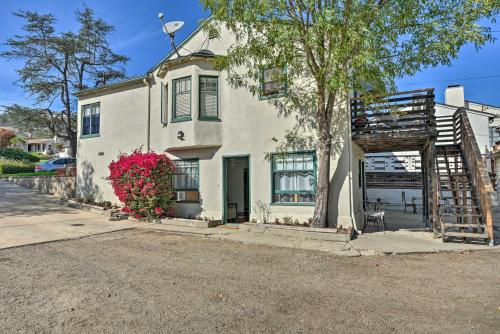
[350,88,435,136]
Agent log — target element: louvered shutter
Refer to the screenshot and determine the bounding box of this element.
[161,82,168,125]
[200,77,218,119]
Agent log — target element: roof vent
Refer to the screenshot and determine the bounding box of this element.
[191,49,215,57]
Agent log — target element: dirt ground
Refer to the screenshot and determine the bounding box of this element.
[0,230,499,334]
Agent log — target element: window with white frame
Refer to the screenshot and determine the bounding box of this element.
[81,103,100,136]
[271,152,316,204]
[172,76,191,121]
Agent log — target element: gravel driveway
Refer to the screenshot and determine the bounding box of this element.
[1,229,499,333]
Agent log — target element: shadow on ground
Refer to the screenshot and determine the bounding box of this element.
[0,182,82,218]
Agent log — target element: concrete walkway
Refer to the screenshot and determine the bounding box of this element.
[0,182,131,249]
[1,181,498,255]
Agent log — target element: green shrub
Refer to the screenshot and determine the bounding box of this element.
[0,158,35,174]
[0,148,40,162]
[30,152,50,160]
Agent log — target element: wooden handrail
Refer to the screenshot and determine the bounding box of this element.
[456,108,495,241]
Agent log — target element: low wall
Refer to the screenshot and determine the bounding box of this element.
[239,223,352,241]
[3,176,76,199]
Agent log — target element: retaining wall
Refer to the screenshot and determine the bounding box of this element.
[3,176,76,199]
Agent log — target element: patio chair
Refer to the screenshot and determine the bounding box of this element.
[404,196,417,214]
[364,199,387,232]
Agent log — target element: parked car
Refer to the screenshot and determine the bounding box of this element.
[35,158,76,172]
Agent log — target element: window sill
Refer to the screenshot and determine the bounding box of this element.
[198,117,221,122]
[171,117,192,123]
[80,133,100,139]
[259,92,288,101]
[270,202,315,207]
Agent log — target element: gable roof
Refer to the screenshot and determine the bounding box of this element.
[76,18,211,98]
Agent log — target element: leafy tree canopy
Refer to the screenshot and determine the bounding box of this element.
[201,0,498,227]
[0,6,129,155]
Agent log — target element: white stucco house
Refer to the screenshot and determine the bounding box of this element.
[20,136,69,157]
[76,23,365,228]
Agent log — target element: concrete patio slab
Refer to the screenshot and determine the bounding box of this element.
[0,182,131,249]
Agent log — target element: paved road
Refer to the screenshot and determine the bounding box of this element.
[1,229,499,333]
[0,181,130,249]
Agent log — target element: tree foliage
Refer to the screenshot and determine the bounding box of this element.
[0,6,129,155]
[201,0,499,227]
[0,128,16,148]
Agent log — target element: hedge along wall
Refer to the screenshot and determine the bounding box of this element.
[3,176,76,199]
[0,148,40,162]
[0,158,35,174]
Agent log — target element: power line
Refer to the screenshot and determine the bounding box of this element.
[400,74,500,86]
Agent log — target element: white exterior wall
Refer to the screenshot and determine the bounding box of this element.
[77,25,362,228]
[77,82,148,201]
[435,104,491,153]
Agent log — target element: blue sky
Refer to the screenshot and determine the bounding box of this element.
[0,0,499,108]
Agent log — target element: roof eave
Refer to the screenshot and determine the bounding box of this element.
[156,54,216,78]
[76,76,148,98]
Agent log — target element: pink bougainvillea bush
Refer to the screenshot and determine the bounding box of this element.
[107,150,175,220]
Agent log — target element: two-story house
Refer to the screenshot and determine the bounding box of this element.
[76,22,365,228]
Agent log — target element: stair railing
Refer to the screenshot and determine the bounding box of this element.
[456,108,496,242]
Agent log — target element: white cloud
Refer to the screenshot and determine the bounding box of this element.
[113,28,162,50]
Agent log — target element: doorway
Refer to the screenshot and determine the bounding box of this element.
[222,155,250,224]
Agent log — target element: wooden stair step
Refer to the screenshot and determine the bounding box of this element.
[441,212,482,217]
[443,231,488,239]
[439,181,472,184]
[443,223,485,229]
[439,204,479,208]
[436,145,461,149]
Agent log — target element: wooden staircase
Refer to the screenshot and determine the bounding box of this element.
[435,111,495,244]
[436,145,488,242]
[350,90,494,244]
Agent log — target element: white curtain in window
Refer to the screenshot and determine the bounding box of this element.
[274,171,313,191]
[173,161,198,190]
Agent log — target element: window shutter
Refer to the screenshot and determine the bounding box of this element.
[161,82,168,125]
[200,77,218,119]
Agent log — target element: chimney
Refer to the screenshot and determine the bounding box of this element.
[445,85,465,107]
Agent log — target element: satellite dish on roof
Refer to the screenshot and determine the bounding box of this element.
[158,13,184,57]
[162,21,184,35]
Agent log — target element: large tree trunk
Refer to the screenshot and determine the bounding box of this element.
[312,106,332,228]
[69,133,77,158]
